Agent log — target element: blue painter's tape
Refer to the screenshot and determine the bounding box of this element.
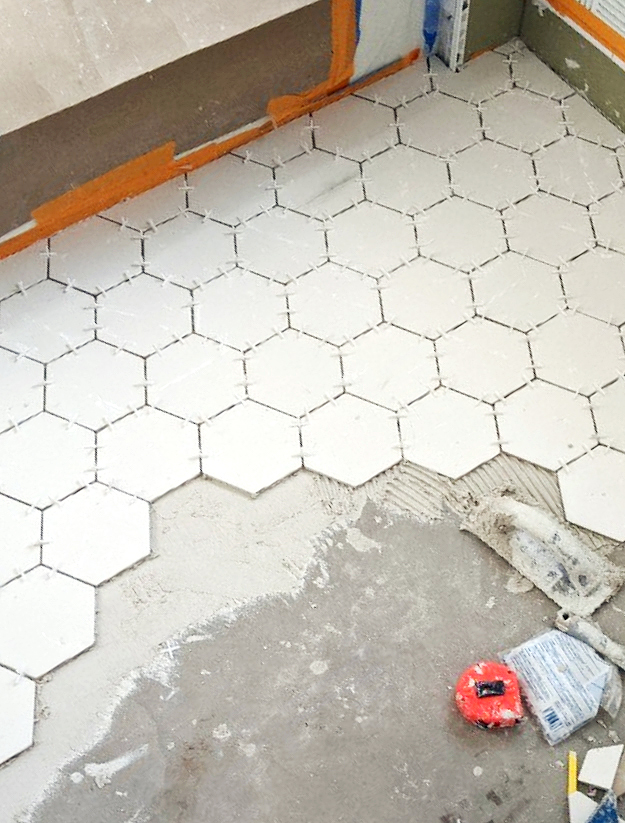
[423,0,440,53]
[354,0,362,45]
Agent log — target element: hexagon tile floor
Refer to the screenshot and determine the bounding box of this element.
[2,39,625,767]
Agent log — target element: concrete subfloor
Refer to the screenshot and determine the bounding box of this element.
[17,471,625,823]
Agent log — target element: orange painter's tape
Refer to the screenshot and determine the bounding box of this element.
[268,46,420,125]
[172,121,273,172]
[34,143,176,228]
[0,117,273,262]
[0,143,177,260]
[268,0,358,125]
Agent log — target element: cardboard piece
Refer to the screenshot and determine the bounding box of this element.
[502,632,621,745]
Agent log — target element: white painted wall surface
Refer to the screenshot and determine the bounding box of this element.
[352,0,425,80]
[0,0,319,135]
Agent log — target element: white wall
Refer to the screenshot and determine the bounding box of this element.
[352,0,425,80]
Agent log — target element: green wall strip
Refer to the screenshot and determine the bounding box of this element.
[522,1,625,132]
[464,0,525,58]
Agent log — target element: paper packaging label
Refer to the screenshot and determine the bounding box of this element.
[502,630,610,745]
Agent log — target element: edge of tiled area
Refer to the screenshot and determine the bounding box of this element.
[2,38,625,770]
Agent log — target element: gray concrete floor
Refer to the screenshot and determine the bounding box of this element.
[24,472,625,822]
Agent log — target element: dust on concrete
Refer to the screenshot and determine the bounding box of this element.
[28,487,625,823]
[4,472,361,823]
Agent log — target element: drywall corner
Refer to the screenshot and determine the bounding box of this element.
[521,0,625,132]
[464,0,525,59]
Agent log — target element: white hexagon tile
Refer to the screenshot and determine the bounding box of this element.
[380,257,472,338]
[355,58,432,107]
[592,191,625,254]
[0,664,36,764]
[50,217,143,294]
[276,151,363,218]
[194,269,288,349]
[341,324,437,410]
[535,137,621,206]
[0,566,95,679]
[328,202,416,273]
[561,248,625,324]
[97,407,199,501]
[472,253,563,330]
[433,49,512,101]
[399,92,481,156]
[559,447,625,541]
[0,495,41,586]
[364,145,449,214]
[312,96,398,160]
[302,394,401,486]
[0,414,95,507]
[186,154,274,224]
[246,330,341,415]
[400,388,498,479]
[451,141,536,209]
[0,280,95,361]
[102,177,188,231]
[200,401,301,494]
[563,95,625,149]
[143,213,236,288]
[482,88,567,151]
[232,115,313,166]
[510,49,574,100]
[96,274,192,355]
[236,208,326,282]
[46,341,145,429]
[147,335,245,422]
[592,377,625,451]
[2,44,625,768]
[506,193,593,265]
[0,241,47,301]
[529,312,623,395]
[497,381,596,470]
[437,317,532,402]
[43,484,150,585]
[289,263,381,343]
[0,347,43,433]
[417,198,506,270]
